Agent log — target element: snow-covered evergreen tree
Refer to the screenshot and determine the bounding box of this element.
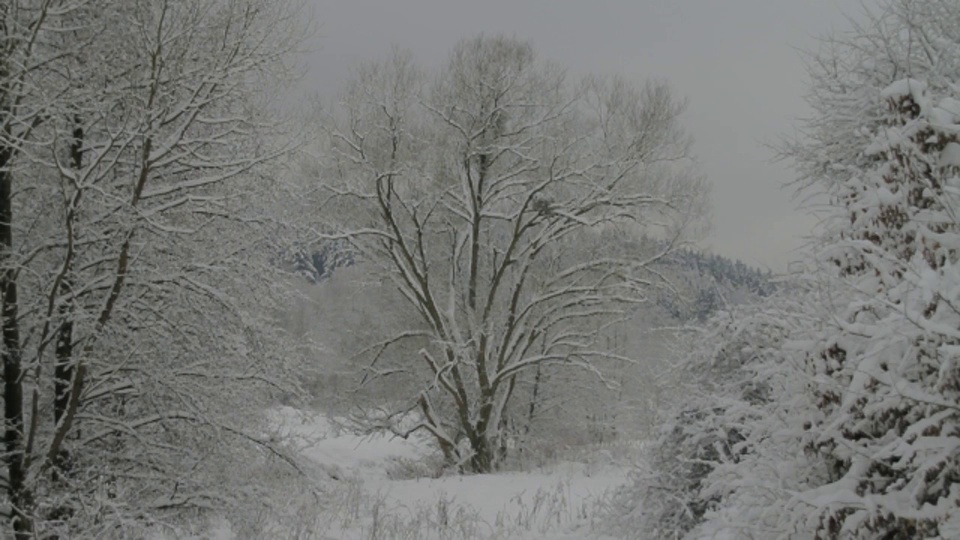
[618,1,960,537]
[788,1,960,535]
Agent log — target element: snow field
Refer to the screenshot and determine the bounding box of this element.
[263,406,631,539]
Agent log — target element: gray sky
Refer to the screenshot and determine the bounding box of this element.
[302,0,860,271]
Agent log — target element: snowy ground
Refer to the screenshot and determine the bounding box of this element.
[256,406,632,539]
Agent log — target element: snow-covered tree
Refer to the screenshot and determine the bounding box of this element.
[787,1,960,535]
[606,284,826,538]
[1,0,311,536]
[619,1,960,537]
[318,36,708,473]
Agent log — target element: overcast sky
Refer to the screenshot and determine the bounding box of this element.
[301,0,862,271]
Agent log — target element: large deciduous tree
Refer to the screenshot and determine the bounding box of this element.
[1,0,310,537]
[321,36,707,473]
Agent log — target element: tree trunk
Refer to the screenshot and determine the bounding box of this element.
[53,118,83,480]
[468,433,495,473]
[525,363,543,435]
[1,143,35,539]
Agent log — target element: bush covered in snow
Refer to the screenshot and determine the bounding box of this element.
[606,289,824,538]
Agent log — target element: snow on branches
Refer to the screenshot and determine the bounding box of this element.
[0,0,312,537]
[625,1,960,538]
[318,36,708,473]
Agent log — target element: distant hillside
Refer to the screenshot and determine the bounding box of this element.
[655,248,776,322]
[284,241,774,322]
[282,240,355,284]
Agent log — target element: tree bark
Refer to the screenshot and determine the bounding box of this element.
[1,141,34,539]
[53,118,83,479]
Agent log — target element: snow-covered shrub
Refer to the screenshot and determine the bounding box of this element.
[606,291,817,538]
